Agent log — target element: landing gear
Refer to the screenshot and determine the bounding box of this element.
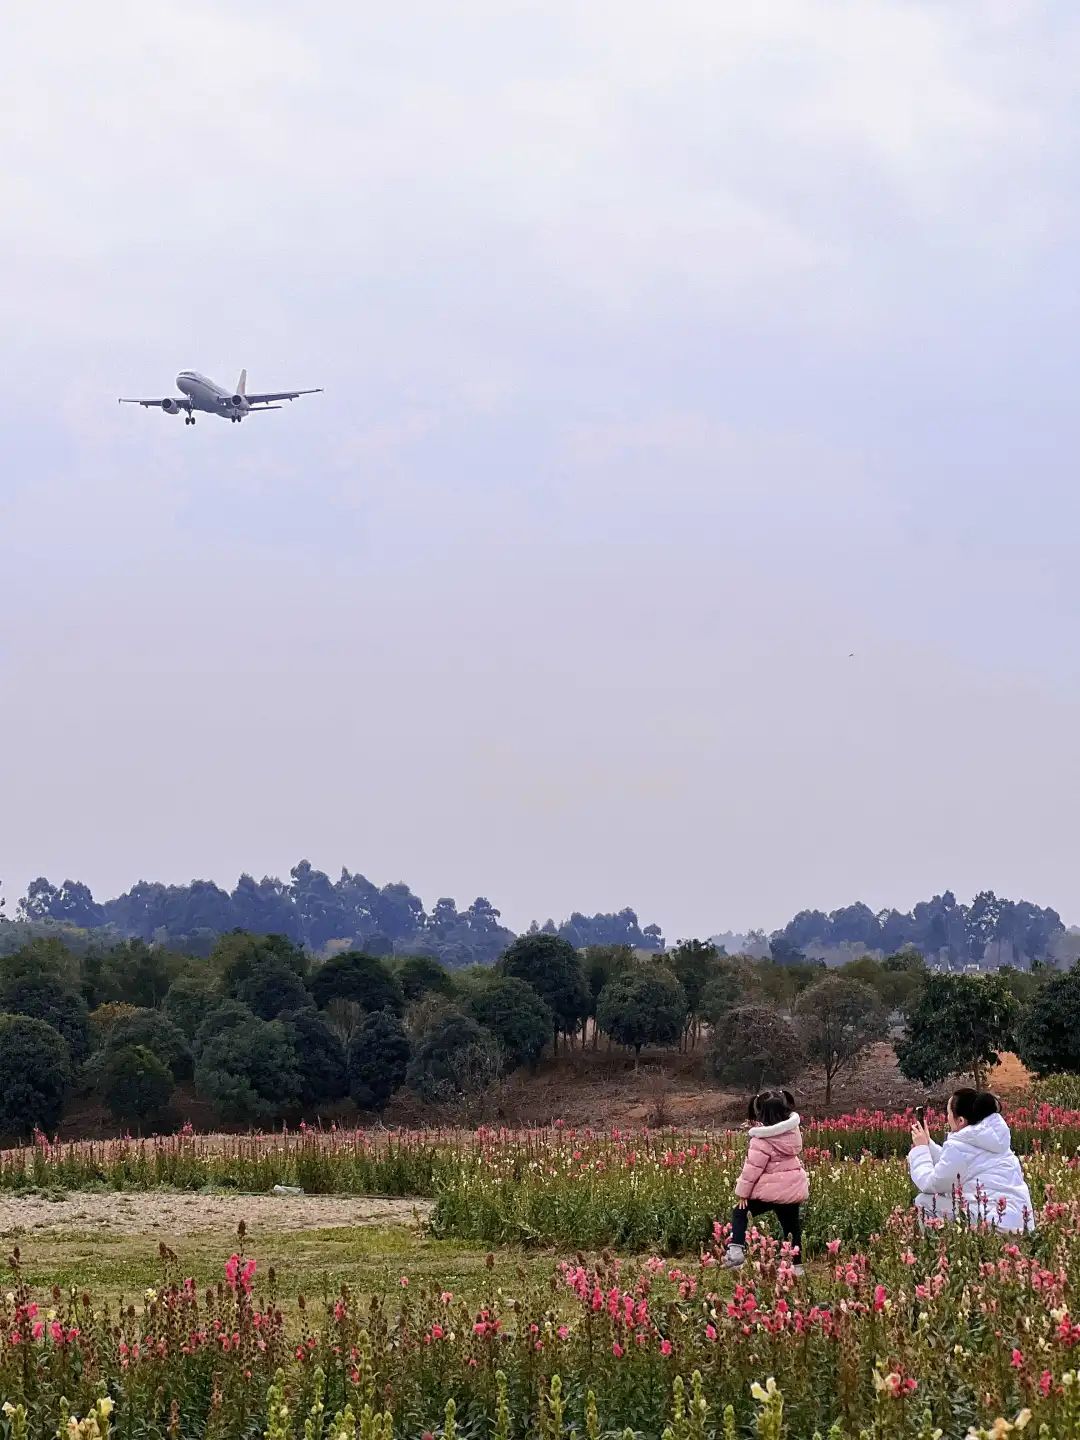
[184,414,195,425]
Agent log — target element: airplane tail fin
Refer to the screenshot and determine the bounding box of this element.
[236,368,247,398]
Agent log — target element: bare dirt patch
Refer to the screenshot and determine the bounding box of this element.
[0,1191,432,1240]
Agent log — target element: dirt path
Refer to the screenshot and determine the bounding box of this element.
[0,1191,432,1239]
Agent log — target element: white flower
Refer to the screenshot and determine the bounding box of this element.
[750,1378,778,1403]
[2,1402,16,1417]
[97,1399,115,1418]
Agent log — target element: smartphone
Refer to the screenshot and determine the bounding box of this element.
[915,1106,926,1127]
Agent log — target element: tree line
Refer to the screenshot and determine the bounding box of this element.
[0,926,1078,1139]
[10,863,664,965]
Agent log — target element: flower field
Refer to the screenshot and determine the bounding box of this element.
[4,1199,1080,1440]
[3,1110,1080,1255]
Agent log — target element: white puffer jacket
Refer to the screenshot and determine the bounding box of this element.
[908,1113,1035,1232]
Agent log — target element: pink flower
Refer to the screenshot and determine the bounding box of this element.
[660,1339,673,1356]
[826,1239,841,1255]
[1011,1349,1025,1369]
[400,1276,409,1288]
[557,1326,569,1340]
[705,1325,717,1342]
[611,1342,624,1358]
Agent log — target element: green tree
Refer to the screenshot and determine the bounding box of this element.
[700,960,759,1028]
[311,952,405,1016]
[499,934,589,1045]
[795,976,888,1103]
[596,965,687,1063]
[237,960,311,1020]
[280,1008,348,1105]
[164,974,221,1040]
[1014,967,1080,1077]
[667,940,719,1046]
[397,954,455,1003]
[194,1017,303,1123]
[895,973,1019,1090]
[467,975,553,1071]
[214,932,309,997]
[710,1006,806,1089]
[0,1014,71,1137]
[89,939,181,1009]
[406,1010,500,1109]
[100,1044,174,1126]
[106,1009,192,1082]
[192,1000,256,1060]
[348,1011,411,1113]
[0,971,90,1061]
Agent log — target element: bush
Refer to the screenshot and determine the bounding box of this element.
[1014,968,1080,1078]
[397,954,455,1002]
[279,1007,348,1106]
[348,1010,411,1113]
[596,965,687,1059]
[106,1009,192,1082]
[467,975,553,1071]
[0,971,90,1061]
[100,1044,174,1126]
[237,961,311,1020]
[406,1010,500,1107]
[499,934,590,1041]
[311,952,405,1016]
[194,1017,303,1124]
[164,974,221,1040]
[0,1014,71,1137]
[1030,1072,1080,1109]
[710,1006,806,1089]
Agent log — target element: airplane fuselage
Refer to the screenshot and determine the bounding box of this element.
[176,371,250,421]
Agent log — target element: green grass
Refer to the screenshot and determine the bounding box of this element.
[9,1222,559,1310]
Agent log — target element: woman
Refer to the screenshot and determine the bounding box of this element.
[908,1089,1034,1231]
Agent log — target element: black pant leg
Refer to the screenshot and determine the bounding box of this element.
[773,1203,803,1259]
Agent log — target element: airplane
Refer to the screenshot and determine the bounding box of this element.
[118,370,322,424]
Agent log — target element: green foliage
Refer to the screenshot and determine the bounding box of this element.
[895,972,1019,1089]
[88,1002,140,1046]
[164,973,221,1040]
[348,1010,411,1113]
[215,931,309,997]
[310,952,405,1016]
[106,1009,192,1082]
[397,953,455,1002]
[86,939,182,1009]
[0,969,90,1061]
[1030,1071,1080,1108]
[237,960,311,1019]
[666,940,719,1017]
[582,945,635,1004]
[194,1017,303,1123]
[279,1007,348,1105]
[499,933,590,1038]
[700,961,759,1026]
[710,1005,806,1089]
[1014,967,1080,1077]
[596,965,687,1057]
[100,1044,174,1125]
[406,1010,500,1106]
[192,1000,256,1060]
[795,976,888,1102]
[0,1014,71,1137]
[467,975,553,1070]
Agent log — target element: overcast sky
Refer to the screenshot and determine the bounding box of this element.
[3,1,1080,939]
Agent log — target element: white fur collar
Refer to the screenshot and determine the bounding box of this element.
[749,1113,801,1140]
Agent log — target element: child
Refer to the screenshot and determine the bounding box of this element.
[723,1088,809,1272]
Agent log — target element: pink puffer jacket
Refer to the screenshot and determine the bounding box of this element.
[734,1113,809,1204]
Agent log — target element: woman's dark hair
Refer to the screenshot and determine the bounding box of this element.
[949,1089,1001,1125]
[749,1088,795,1126]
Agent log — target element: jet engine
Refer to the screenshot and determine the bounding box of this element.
[230,395,244,408]
[162,397,181,414]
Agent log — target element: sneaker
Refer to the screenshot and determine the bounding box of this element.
[722,1245,745,1269]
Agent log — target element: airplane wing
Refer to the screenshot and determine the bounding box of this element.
[118,397,180,408]
[244,405,283,412]
[244,388,323,405]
